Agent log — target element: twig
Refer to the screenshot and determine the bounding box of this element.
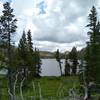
[13,72,19,100]
[32,81,36,100]
[38,82,43,100]
[20,77,25,100]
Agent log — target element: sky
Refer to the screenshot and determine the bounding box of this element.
[0,0,99,52]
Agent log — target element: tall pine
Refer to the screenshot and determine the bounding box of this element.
[0,2,17,99]
[27,29,33,52]
[18,31,28,66]
[27,30,35,77]
[85,6,100,83]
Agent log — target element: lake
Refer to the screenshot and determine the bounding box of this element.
[41,59,65,76]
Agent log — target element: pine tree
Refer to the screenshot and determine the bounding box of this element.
[18,31,28,77]
[84,6,100,99]
[0,41,7,69]
[65,57,70,76]
[18,31,28,66]
[69,47,78,75]
[34,48,41,77]
[27,29,33,52]
[27,30,35,77]
[55,49,63,76]
[0,2,17,99]
[85,6,100,83]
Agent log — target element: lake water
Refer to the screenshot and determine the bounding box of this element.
[41,59,65,76]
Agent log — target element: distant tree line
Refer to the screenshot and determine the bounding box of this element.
[55,47,78,76]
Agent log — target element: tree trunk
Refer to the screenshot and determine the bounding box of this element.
[84,85,91,100]
[59,62,63,76]
[7,31,15,100]
[8,69,15,100]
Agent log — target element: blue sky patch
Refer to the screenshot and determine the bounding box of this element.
[37,1,47,15]
[0,0,12,3]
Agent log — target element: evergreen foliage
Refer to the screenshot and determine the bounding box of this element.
[0,2,17,99]
[64,57,70,76]
[69,47,78,75]
[18,31,28,66]
[27,29,33,52]
[18,30,41,78]
[55,49,63,76]
[34,48,41,77]
[85,6,100,83]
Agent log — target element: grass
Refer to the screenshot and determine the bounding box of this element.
[0,76,100,100]
[0,76,8,100]
[0,76,79,100]
[22,76,79,99]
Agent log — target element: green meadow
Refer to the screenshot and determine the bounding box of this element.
[0,76,79,100]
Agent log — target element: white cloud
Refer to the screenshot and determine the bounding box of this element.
[0,2,3,14]
[33,40,86,52]
[0,0,98,52]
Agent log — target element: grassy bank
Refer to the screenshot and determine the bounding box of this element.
[0,76,79,100]
[0,76,100,100]
[23,76,79,99]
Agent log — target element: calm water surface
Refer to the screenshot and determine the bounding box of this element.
[41,59,65,76]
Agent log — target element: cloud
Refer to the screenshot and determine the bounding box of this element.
[0,2,3,14]
[31,0,96,51]
[0,0,98,52]
[33,40,86,52]
[32,0,90,43]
